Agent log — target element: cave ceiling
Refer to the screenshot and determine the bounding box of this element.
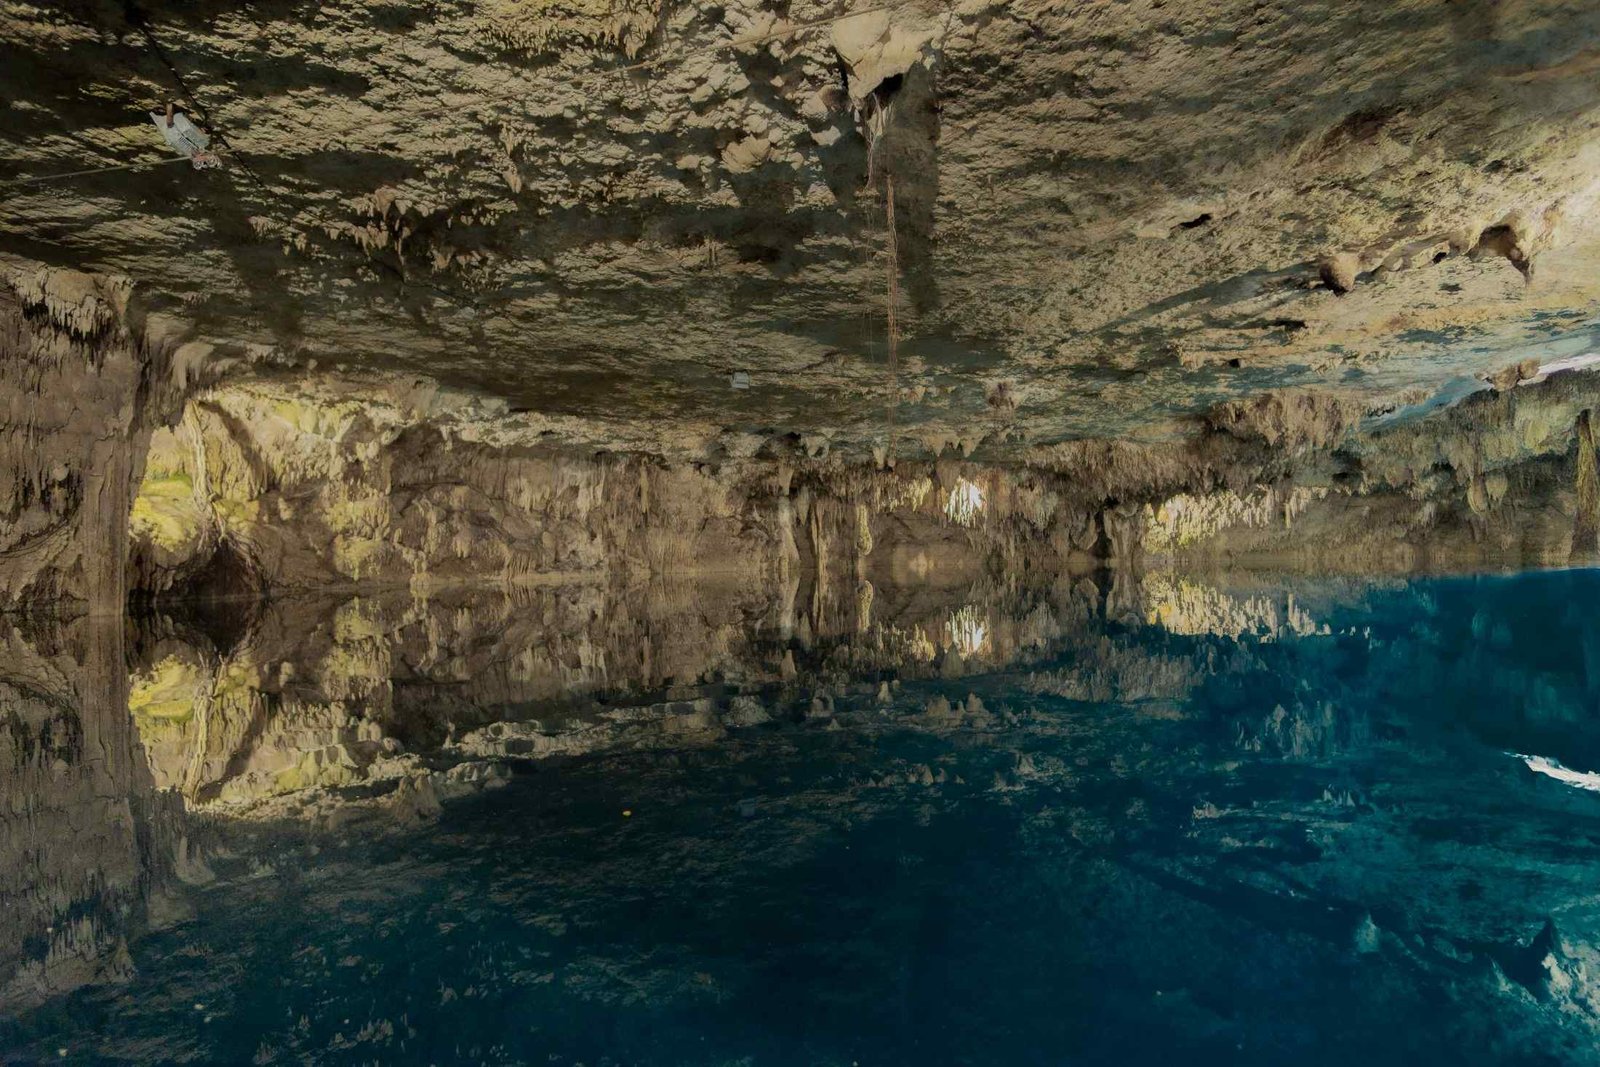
[3,0,1600,457]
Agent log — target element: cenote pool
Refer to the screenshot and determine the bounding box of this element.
[8,569,1600,1065]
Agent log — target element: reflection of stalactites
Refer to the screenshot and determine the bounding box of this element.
[1574,410,1599,555]
[1104,569,1145,625]
[945,604,988,659]
[1238,700,1363,761]
[1141,572,1327,640]
[944,479,984,527]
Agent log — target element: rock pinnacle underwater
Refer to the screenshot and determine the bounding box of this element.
[6,0,1600,1063]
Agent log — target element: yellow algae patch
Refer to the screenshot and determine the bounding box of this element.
[131,426,206,552]
[129,656,206,723]
[130,471,201,551]
[272,746,361,795]
[333,535,392,581]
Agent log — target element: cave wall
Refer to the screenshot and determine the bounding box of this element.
[5,261,1600,624]
[1136,373,1600,568]
[0,262,208,1005]
[0,263,203,613]
[130,382,791,593]
[118,365,1600,605]
[124,375,1124,598]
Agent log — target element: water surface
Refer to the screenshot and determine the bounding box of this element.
[7,570,1600,1064]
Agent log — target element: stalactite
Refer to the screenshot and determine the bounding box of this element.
[884,169,899,466]
[1574,409,1599,555]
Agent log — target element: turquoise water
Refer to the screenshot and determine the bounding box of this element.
[9,571,1600,1064]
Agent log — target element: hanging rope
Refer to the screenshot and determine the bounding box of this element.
[0,155,193,187]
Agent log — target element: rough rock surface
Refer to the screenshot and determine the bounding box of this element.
[4,254,1599,625]
[0,262,188,609]
[3,2,1600,607]
[11,3,1600,1046]
[2,0,1600,456]
[116,356,1600,593]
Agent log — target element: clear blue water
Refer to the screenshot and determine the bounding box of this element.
[10,570,1600,1064]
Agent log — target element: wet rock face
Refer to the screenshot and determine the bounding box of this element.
[2,0,1600,604]
[0,612,178,1014]
[117,371,1125,596]
[3,2,1600,453]
[112,360,1600,598]
[4,254,1599,615]
[0,265,200,610]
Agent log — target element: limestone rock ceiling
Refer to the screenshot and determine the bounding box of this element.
[4,0,1600,455]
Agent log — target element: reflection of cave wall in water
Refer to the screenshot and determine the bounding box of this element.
[30,572,1600,1062]
[0,615,186,1012]
[26,558,1600,1043]
[109,567,1419,823]
[123,573,1125,818]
